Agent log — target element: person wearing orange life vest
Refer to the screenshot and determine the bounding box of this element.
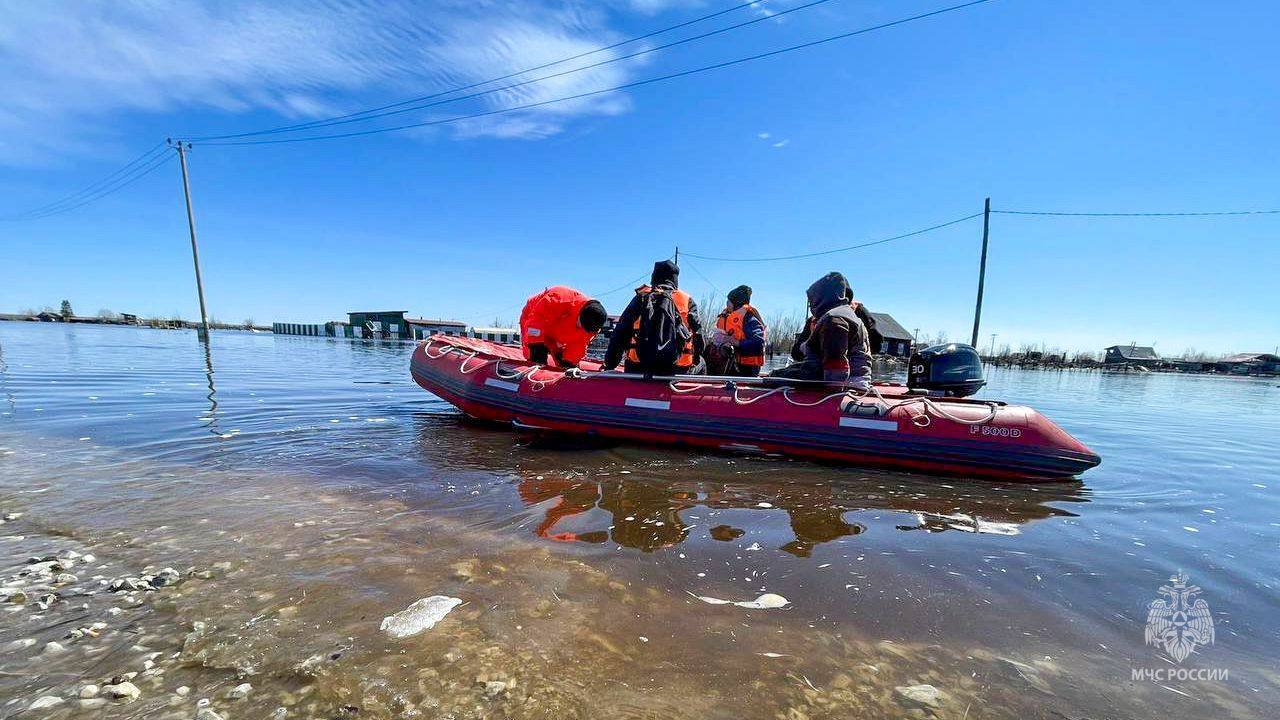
[603,260,705,375]
[710,284,767,377]
[519,285,608,368]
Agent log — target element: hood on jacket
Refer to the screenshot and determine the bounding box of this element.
[651,260,680,288]
[806,272,852,316]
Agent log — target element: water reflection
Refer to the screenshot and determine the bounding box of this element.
[200,336,221,437]
[515,473,1087,553]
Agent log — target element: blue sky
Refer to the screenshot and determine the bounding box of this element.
[1,0,1277,355]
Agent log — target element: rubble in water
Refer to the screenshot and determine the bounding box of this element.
[381,595,464,638]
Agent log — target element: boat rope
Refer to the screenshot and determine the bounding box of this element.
[424,338,1000,426]
[669,377,999,426]
[458,351,488,374]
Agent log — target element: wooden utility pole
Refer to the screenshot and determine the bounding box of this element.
[970,197,991,347]
[172,140,211,341]
[674,245,679,265]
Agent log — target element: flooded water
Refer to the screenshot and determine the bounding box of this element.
[1,322,1277,719]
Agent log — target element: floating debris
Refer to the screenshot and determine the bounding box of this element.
[691,592,789,609]
[380,595,463,638]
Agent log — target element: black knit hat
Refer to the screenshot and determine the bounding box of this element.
[651,259,679,288]
[578,300,608,332]
[727,284,752,307]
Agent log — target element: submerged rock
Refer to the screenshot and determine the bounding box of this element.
[380,596,463,639]
[102,680,142,701]
[228,682,252,699]
[894,684,945,709]
[151,567,182,587]
[481,680,509,700]
[79,684,100,699]
[196,709,226,720]
[30,696,65,710]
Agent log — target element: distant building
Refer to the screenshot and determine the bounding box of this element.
[1167,358,1216,373]
[406,318,468,340]
[36,311,63,322]
[468,326,519,344]
[865,311,914,358]
[1216,352,1280,375]
[1104,344,1160,367]
[273,322,326,336]
[348,310,408,338]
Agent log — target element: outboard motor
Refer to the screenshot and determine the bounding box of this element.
[907,343,986,397]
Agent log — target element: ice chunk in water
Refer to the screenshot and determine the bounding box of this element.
[380,595,463,638]
[693,592,789,609]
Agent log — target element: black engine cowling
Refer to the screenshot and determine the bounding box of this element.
[907,343,986,397]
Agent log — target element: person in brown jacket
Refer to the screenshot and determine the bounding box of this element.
[770,272,872,387]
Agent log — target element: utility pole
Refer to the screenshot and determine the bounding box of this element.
[172,139,211,341]
[674,245,679,265]
[970,197,991,347]
[989,332,998,357]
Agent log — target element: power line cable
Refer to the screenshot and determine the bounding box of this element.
[189,0,834,142]
[683,212,983,262]
[682,258,720,296]
[197,0,996,146]
[994,208,1280,217]
[1,142,168,221]
[188,0,791,142]
[3,151,175,222]
[460,269,655,323]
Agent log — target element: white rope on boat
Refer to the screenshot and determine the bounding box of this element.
[457,351,489,374]
[426,337,1001,427]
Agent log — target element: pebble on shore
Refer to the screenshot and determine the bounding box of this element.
[29,696,65,710]
[102,680,142,701]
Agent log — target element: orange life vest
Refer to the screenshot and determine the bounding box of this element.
[715,304,764,366]
[626,285,695,367]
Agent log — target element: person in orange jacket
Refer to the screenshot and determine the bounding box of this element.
[711,284,767,377]
[519,285,608,368]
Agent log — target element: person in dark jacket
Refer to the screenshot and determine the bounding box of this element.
[708,284,767,377]
[770,272,871,387]
[604,260,705,375]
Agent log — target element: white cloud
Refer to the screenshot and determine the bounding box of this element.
[757,132,771,139]
[772,139,790,148]
[0,0,657,164]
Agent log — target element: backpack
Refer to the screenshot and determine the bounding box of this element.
[634,287,691,369]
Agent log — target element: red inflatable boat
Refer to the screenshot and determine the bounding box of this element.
[410,336,1100,482]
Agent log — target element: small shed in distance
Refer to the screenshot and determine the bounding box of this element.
[406,318,468,340]
[348,311,408,338]
[469,326,519,345]
[865,311,914,358]
[1216,353,1280,375]
[1104,344,1160,368]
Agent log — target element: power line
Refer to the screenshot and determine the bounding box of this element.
[2,150,174,222]
[186,0,788,141]
[994,208,1280,217]
[197,0,997,146]
[208,0,839,141]
[683,212,983,262]
[0,142,168,221]
[460,270,653,323]
[682,259,720,296]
